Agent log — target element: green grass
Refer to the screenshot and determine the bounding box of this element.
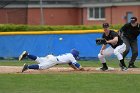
[0,59,140,93]
[0,74,140,93]
[0,59,139,67]
[0,24,123,32]
[0,59,35,66]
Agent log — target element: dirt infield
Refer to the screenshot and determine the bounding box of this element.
[0,66,140,74]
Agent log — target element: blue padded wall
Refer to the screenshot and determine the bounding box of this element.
[0,34,140,58]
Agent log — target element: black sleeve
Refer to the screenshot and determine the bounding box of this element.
[102,33,105,38]
[120,24,128,33]
[111,31,118,38]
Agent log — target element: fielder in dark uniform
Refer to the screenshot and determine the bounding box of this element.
[98,23,127,71]
[119,17,140,68]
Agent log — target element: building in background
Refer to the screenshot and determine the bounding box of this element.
[0,0,140,25]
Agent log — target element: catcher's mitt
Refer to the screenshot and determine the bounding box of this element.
[96,38,106,45]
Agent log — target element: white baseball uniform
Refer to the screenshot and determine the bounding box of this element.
[35,53,77,69]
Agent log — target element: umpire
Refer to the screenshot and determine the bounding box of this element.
[119,17,140,68]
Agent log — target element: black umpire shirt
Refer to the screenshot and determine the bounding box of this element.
[120,23,140,40]
[102,30,123,49]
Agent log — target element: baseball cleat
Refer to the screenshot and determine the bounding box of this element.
[96,67,108,71]
[96,67,114,71]
[128,64,138,68]
[19,51,28,61]
[119,63,127,71]
[100,67,108,71]
[121,66,128,71]
[22,63,28,72]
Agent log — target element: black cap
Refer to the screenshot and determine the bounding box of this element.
[103,23,109,28]
[130,17,137,23]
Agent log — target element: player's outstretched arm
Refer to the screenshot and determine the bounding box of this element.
[68,62,85,71]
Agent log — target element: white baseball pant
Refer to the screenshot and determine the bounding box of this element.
[35,55,58,69]
[98,43,126,63]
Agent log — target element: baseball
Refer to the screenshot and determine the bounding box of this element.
[59,37,63,40]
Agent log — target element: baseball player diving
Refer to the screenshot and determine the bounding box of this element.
[97,23,127,71]
[19,49,85,72]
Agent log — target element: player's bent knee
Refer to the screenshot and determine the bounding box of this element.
[98,53,104,59]
[114,50,119,56]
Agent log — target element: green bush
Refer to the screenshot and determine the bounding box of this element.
[0,24,123,32]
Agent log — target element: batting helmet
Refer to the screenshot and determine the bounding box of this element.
[71,49,79,59]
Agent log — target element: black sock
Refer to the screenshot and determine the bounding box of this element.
[102,63,108,68]
[120,59,126,67]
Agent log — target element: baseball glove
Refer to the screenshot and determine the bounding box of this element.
[96,38,106,45]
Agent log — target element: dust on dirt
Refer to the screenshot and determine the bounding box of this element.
[0,66,140,74]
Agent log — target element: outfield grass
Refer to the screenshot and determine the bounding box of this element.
[0,59,140,93]
[0,73,140,93]
[0,59,140,67]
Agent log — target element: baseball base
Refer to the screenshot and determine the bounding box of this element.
[96,67,115,71]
